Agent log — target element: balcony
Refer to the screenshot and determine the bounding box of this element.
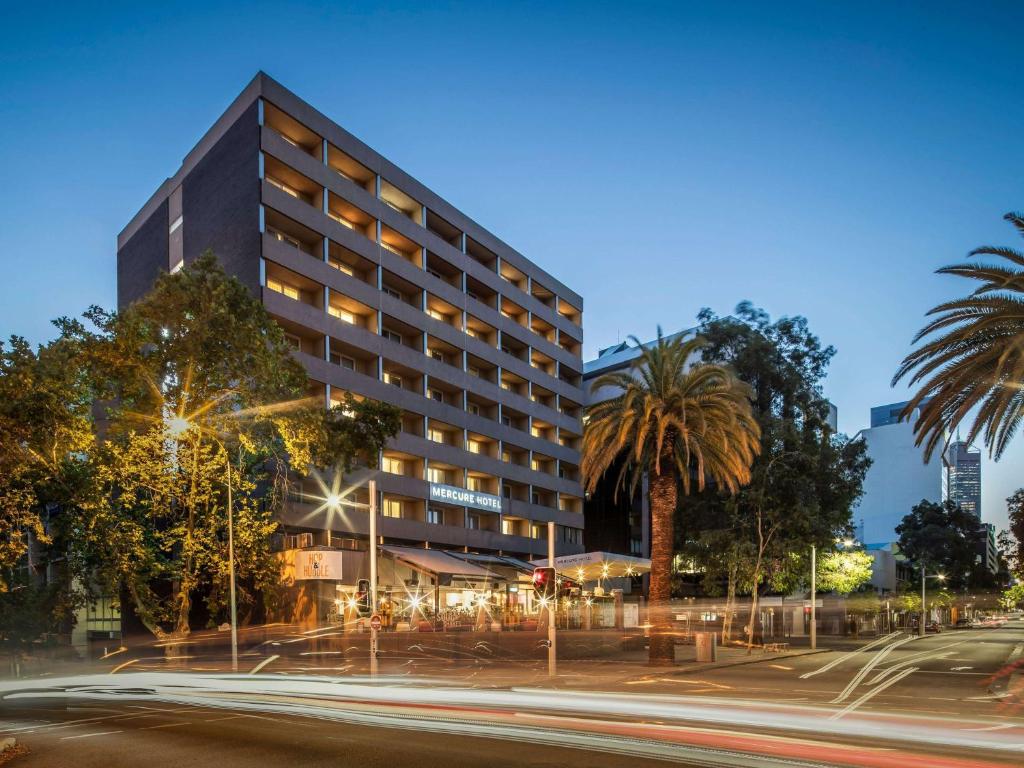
[530,279,557,309]
[380,313,423,352]
[263,154,322,209]
[465,235,497,272]
[327,290,376,332]
[382,360,423,395]
[265,208,321,258]
[381,269,424,310]
[264,102,321,159]
[557,297,582,327]
[499,296,528,328]
[465,353,498,386]
[264,262,322,311]
[326,192,375,241]
[326,143,374,192]
[426,419,460,448]
[425,209,462,249]
[327,336,376,376]
[380,179,423,225]
[425,294,460,330]
[465,432,498,460]
[530,349,556,378]
[425,250,463,290]
[499,261,527,292]
[327,241,376,285]
[425,376,461,408]
[464,314,497,347]
[380,225,421,266]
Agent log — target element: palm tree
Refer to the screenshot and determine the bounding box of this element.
[582,330,760,663]
[893,212,1024,460]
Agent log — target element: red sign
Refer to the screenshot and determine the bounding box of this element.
[369,614,382,631]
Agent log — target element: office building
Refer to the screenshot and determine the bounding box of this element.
[853,399,943,546]
[117,73,586,621]
[945,438,981,518]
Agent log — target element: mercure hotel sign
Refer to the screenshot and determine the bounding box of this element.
[428,482,503,512]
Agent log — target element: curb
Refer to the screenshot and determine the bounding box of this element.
[670,647,833,675]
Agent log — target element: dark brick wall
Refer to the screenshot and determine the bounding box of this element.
[182,100,261,294]
[117,198,168,309]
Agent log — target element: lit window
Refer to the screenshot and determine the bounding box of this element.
[531,459,540,471]
[501,519,515,536]
[465,327,479,339]
[429,389,444,403]
[467,440,483,454]
[427,308,447,322]
[328,305,356,324]
[383,499,402,518]
[531,426,542,438]
[427,467,446,484]
[266,175,299,199]
[468,366,481,378]
[328,211,355,230]
[267,227,302,249]
[381,241,405,257]
[531,524,545,539]
[383,456,404,474]
[467,477,484,492]
[330,260,354,276]
[428,428,445,444]
[383,372,402,388]
[266,278,300,301]
[502,451,511,463]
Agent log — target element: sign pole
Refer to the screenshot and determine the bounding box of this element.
[547,521,556,679]
[369,479,379,677]
[810,544,816,651]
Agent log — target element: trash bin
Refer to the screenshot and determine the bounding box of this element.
[695,631,717,662]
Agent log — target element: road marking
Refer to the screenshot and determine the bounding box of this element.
[829,666,918,720]
[138,722,188,730]
[962,723,1015,731]
[799,631,903,679]
[950,666,974,671]
[249,655,280,674]
[59,730,123,740]
[110,658,140,674]
[831,635,916,703]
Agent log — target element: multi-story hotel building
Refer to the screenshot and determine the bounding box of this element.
[117,72,586,571]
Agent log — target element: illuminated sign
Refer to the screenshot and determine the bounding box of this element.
[428,482,502,512]
[295,550,343,580]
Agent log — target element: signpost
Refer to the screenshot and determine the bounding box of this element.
[369,479,379,678]
[547,521,556,679]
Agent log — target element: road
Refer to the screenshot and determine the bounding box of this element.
[0,621,1021,767]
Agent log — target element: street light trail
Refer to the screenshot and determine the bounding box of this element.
[829,667,919,720]
[799,631,903,679]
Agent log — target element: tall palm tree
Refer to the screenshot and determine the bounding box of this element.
[582,330,760,664]
[893,212,1024,460]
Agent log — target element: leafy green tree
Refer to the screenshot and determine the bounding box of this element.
[1006,488,1024,579]
[684,304,871,649]
[817,549,874,595]
[1001,582,1024,610]
[583,330,760,663]
[893,212,1024,461]
[896,499,987,589]
[62,252,399,639]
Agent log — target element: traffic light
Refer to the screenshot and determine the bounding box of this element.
[532,567,556,599]
[356,579,371,612]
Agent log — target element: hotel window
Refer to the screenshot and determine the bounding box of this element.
[532,491,541,505]
[531,426,541,438]
[467,403,480,416]
[266,277,300,301]
[467,477,484,492]
[328,211,355,230]
[383,329,403,344]
[502,486,512,499]
[330,353,355,370]
[467,439,483,454]
[383,372,402,388]
[328,305,356,324]
[531,458,540,471]
[501,518,515,536]
[383,286,402,301]
[502,450,511,463]
[428,428,445,444]
[382,456,404,475]
[501,414,512,427]
[630,537,643,555]
[426,508,442,525]
[428,389,444,403]
[265,175,300,199]
[267,227,302,250]
[430,350,448,364]
[467,365,481,378]
[467,513,481,530]
[329,259,354,276]
[283,333,301,350]
[531,523,545,539]
[427,268,443,280]
[427,467,446,484]
[465,327,479,339]
[383,499,402,519]
[427,308,447,322]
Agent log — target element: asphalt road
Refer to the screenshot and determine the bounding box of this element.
[1,622,1021,767]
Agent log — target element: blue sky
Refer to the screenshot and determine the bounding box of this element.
[1,1,1021,530]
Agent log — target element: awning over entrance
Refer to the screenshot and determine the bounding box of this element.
[532,551,652,582]
[381,546,502,582]
[448,551,537,576]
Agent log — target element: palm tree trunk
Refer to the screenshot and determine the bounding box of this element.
[723,563,737,643]
[648,468,677,664]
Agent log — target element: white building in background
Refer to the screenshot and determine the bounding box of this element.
[853,399,944,547]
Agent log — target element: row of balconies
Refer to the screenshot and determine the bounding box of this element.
[259,110,583,336]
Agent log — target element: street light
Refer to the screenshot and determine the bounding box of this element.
[920,566,946,637]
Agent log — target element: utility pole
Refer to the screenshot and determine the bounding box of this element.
[547,520,556,678]
[224,445,238,673]
[369,479,379,677]
[920,563,926,638]
[810,544,816,651]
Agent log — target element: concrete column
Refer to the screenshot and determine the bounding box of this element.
[613,589,624,630]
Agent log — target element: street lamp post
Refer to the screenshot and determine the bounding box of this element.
[225,452,238,673]
[369,479,378,678]
[810,544,816,651]
[547,520,556,678]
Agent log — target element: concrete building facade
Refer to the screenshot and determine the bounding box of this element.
[117,72,587,572]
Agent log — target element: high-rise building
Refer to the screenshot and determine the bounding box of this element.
[945,438,981,518]
[853,399,944,546]
[117,72,586,573]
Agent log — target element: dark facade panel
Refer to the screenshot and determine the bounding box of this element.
[182,101,261,293]
[117,198,168,309]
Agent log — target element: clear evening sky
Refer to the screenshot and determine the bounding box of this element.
[1,2,1021,531]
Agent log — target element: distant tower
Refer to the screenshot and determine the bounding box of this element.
[945,437,981,518]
